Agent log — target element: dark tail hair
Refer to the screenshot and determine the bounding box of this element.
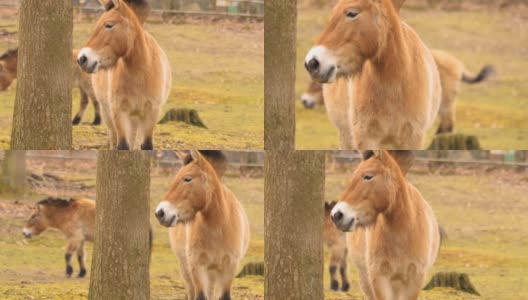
[462,65,495,84]
[437,224,447,255]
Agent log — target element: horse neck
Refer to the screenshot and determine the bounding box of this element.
[378,172,416,233]
[121,23,149,71]
[198,174,229,225]
[43,207,70,230]
[367,11,409,81]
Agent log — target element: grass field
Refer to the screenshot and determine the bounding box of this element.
[295,6,528,149]
[0,165,264,299]
[0,14,263,149]
[323,167,528,300]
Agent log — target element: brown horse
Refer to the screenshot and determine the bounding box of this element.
[305,0,441,149]
[0,48,101,125]
[78,0,172,150]
[330,151,440,299]
[0,48,18,91]
[302,49,495,143]
[155,150,250,300]
[23,197,96,278]
[324,201,349,292]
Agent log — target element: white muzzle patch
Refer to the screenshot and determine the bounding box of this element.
[304,46,338,83]
[77,48,100,73]
[155,201,178,227]
[331,202,358,232]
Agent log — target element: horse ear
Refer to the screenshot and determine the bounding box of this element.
[111,0,121,9]
[388,150,415,175]
[190,150,203,164]
[174,150,187,161]
[97,0,106,9]
[391,0,406,12]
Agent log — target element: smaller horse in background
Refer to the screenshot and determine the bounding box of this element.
[155,150,249,300]
[72,49,101,126]
[23,197,96,278]
[324,201,349,292]
[0,48,101,125]
[0,48,17,91]
[331,151,440,300]
[300,80,324,109]
[78,0,172,150]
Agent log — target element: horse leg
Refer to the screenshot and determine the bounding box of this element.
[436,90,456,134]
[113,110,131,150]
[77,241,87,278]
[370,273,393,300]
[328,248,340,291]
[140,106,160,150]
[99,99,117,149]
[190,266,207,300]
[177,253,195,300]
[91,97,102,126]
[65,242,79,278]
[218,262,237,300]
[128,120,138,150]
[339,250,350,292]
[73,89,89,125]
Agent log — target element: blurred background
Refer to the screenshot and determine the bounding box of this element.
[0,150,264,299]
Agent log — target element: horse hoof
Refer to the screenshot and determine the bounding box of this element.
[92,115,101,126]
[117,139,130,150]
[78,269,87,278]
[66,266,73,277]
[342,282,350,292]
[331,280,339,291]
[72,116,81,125]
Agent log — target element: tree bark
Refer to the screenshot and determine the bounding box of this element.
[10,0,73,150]
[264,0,296,151]
[1,150,27,195]
[264,151,325,300]
[89,151,151,300]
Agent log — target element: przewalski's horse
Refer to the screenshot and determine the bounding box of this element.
[302,50,495,142]
[22,197,96,278]
[0,48,18,91]
[23,196,154,278]
[0,48,101,125]
[77,0,172,150]
[324,201,350,292]
[155,150,250,300]
[72,49,101,126]
[330,151,440,299]
[305,0,442,149]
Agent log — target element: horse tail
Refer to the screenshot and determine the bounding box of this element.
[437,224,448,254]
[462,65,495,84]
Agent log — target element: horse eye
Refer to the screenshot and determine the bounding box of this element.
[363,174,374,181]
[183,177,192,183]
[346,11,359,19]
[104,23,114,29]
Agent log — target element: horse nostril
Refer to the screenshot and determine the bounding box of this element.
[156,209,164,219]
[332,211,343,223]
[78,55,87,66]
[306,58,320,73]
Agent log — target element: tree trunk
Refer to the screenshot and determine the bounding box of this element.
[264,0,296,152]
[1,150,26,195]
[89,151,151,300]
[265,151,325,300]
[10,0,73,150]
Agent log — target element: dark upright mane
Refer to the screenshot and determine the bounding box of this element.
[182,150,227,166]
[37,197,76,208]
[0,48,18,60]
[324,201,337,212]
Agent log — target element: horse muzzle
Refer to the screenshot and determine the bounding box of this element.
[304,46,337,83]
[77,48,99,74]
[22,228,33,238]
